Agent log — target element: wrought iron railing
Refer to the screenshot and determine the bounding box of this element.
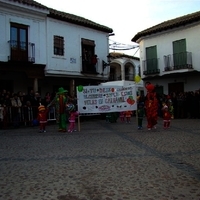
[8,40,35,63]
[142,58,160,75]
[163,52,193,71]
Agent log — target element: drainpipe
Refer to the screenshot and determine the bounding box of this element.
[70,79,75,96]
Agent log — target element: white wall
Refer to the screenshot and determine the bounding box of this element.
[0,5,47,64]
[46,18,109,76]
[140,23,200,76]
[139,23,200,93]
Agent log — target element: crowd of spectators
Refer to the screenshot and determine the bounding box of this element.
[137,90,200,119]
[0,89,56,108]
[0,89,77,129]
[1,88,200,129]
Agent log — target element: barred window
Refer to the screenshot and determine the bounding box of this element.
[54,35,64,56]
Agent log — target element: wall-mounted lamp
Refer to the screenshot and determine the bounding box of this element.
[102,55,112,71]
[102,60,110,71]
[108,33,115,37]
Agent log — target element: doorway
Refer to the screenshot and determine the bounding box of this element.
[168,82,184,94]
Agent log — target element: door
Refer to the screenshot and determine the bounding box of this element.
[168,82,184,94]
[10,23,28,62]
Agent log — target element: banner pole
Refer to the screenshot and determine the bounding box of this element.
[78,115,80,132]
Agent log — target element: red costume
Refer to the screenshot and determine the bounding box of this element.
[144,83,158,130]
[162,105,171,129]
[37,105,49,133]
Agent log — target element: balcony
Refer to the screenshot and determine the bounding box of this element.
[125,73,134,81]
[142,58,160,75]
[164,52,193,71]
[8,40,35,63]
[81,57,100,75]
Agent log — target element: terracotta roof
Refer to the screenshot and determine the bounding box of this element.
[11,0,48,10]
[131,10,200,42]
[48,8,113,33]
[108,52,139,60]
[10,0,113,33]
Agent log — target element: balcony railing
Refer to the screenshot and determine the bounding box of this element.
[81,57,99,74]
[164,52,193,71]
[142,58,160,75]
[125,73,134,81]
[8,40,35,63]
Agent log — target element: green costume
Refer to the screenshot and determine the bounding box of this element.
[55,87,68,132]
[106,112,118,123]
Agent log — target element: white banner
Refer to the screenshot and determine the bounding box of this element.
[77,85,137,113]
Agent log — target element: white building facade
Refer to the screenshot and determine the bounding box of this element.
[0,0,113,97]
[132,11,200,95]
[0,0,48,94]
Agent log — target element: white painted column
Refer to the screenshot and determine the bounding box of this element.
[33,78,38,92]
[121,64,125,80]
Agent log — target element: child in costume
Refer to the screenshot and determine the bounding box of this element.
[106,112,118,123]
[137,103,145,130]
[37,104,49,133]
[162,105,171,129]
[124,110,132,123]
[66,104,79,133]
[119,111,125,122]
[167,98,174,119]
[105,113,111,123]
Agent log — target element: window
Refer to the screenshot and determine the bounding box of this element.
[81,38,96,73]
[10,23,28,61]
[54,36,64,56]
[146,45,157,70]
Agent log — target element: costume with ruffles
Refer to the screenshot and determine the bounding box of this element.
[144,83,158,130]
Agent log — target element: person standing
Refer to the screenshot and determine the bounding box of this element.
[162,105,171,129]
[48,87,68,132]
[144,82,159,130]
[66,104,79,133]
[10,93,22,128]
[37,104,49,133]
[124,110,132,123]
[137,103,145,130]
[119,111,125,122]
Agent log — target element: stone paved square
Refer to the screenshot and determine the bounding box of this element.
[0,117,200,200]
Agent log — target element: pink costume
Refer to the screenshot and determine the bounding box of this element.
[68,111,79,132]
[119,111,125,122]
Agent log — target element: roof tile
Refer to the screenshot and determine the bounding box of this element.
[10,0,113,33]
[131,10,200,42]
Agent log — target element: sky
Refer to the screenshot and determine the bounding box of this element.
[37,0,200,57]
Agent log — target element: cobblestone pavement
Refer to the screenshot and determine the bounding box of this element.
[0,117,200,200]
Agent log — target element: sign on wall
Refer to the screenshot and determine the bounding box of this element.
[77,85,137,113]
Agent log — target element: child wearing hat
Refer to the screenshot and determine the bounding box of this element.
[37,104,49,133]
[162,104,171,129]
